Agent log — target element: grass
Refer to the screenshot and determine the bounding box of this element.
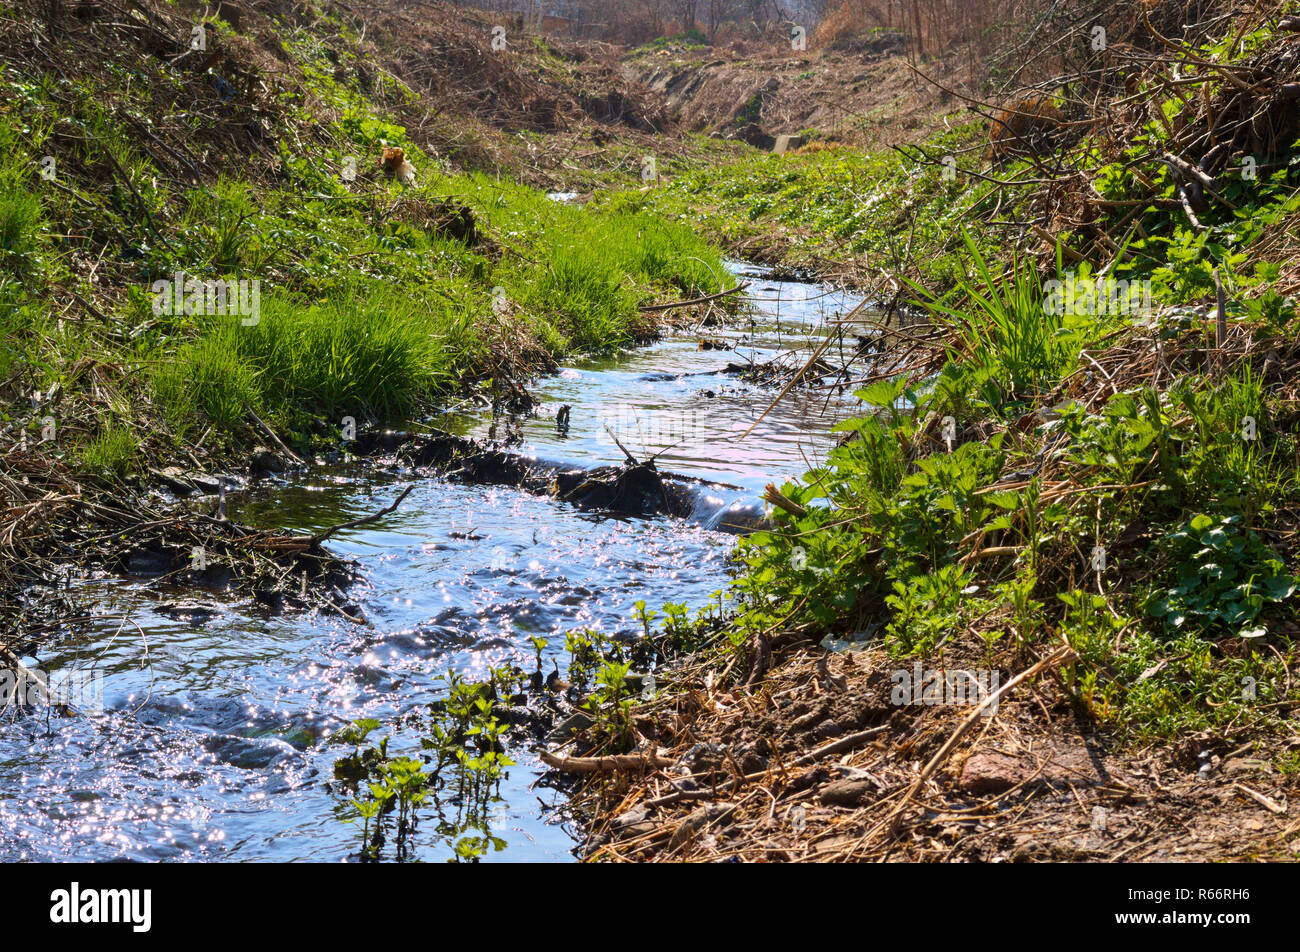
[230,288,477,426]
[153,328,262,434]
[78,422,138,479]
[906,234,1093,409]
[596,122,996,285]
[623,40,1300,744]
[141,171,733,439]
[140,177,732,440]
[0,37,735,468]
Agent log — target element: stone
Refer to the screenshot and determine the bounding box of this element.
[773,134,806,155]
[814,718,844,739]
[188,473,224,494]
[153,466,196,495]
[668,804,729,849]
[612,805,649,830]
[958,743,1113,796]
[249,445,285,475]
[820,778,875,808]
[545,710,593,743]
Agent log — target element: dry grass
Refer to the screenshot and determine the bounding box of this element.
[570,639,1300,862]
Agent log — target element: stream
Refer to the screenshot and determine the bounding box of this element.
[0,262,869,862]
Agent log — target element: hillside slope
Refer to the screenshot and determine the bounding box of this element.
[0,0,737,627]
[555,1,1300,863]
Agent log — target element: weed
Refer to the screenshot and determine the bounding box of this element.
[331,670,515,862]
[79,423,138,479]
[1145,514,1298,640]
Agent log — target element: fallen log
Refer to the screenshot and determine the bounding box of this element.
[538,749,674,773]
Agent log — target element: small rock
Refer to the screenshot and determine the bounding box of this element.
[739,751,767,774]
[612,805,649,830]
[545,710,593,743]
[126,548,174,575]
[154,601,221,622]
[188,473,224,494]
[153,466,196,495]
[624,670,654,693]
[249,445,285,476]
[788,766,829,792]
[502,705,533,727]
[958,744,1112,796]
[681,742,727,772]
[960,752,1023,795]
[820,778,874,808]
[834,765,881,785]
[814,718,844,739]
[1220,758,1269,778]
[668,804,728,849]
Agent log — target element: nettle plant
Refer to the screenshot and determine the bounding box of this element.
[883,561,972,656]
[558,628,637,751]
[332,719,429,862]
[583,658,635,752]
[563,629,603,695]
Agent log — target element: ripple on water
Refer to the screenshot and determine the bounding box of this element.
[0,266,874,861]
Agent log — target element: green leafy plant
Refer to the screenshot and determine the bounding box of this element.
[884,562,972,656]
[528,635,548,674]
[583,659,635,752]
[633,600,657,640]
[331,669,516,862]
[333,720,428,861]
[564,629,603,694]
[1146,514,1298,639]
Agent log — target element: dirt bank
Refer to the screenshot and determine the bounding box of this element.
[568,641,1299,862]
[621,34,964,151]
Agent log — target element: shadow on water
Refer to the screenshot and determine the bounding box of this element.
[0,262,875,862]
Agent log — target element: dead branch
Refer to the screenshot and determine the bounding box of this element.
[309,485,415,546]
[638,282,749,312]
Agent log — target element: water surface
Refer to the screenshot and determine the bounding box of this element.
[0,264,870,862]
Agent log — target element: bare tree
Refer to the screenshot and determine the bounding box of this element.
[675,0,699,32]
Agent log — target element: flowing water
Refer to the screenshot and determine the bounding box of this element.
[0,263,870,862]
